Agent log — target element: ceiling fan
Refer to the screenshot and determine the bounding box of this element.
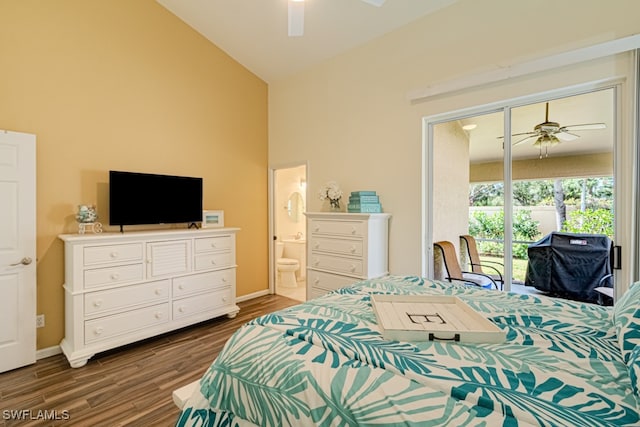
[288,0,386,37]
[501,102,606,158]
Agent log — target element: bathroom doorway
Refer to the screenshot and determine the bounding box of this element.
[272,164,307,301]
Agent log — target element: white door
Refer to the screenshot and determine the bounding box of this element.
[0,130,36,372]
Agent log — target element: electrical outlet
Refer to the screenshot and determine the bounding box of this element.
[36,314,45,328]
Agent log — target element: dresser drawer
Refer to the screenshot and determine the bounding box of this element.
[195,236,233,253]
[84,279,170,317]
[84,303,169,344]
[308,270,358,294]
[172,287,233,319]
[194,252,234,271]
[84,263,144,288]
[309,254,363,276]
[309,219,365,237]
[310,237,363,257]
[83,243,143,266]
[173,269,235,298]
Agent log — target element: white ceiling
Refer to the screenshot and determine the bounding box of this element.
[156,0,457,83]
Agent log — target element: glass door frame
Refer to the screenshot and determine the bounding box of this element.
[422,79,624,292]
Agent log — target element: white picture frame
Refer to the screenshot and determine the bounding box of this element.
[202,210,224,228]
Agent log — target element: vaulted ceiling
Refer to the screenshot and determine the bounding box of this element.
[156,0,457,83]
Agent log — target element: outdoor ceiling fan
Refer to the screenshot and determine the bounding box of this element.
[288,0,386,37]
[500,102,606,158]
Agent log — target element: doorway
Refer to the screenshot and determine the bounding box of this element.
[425,84,621,295]
[272,164,307,301]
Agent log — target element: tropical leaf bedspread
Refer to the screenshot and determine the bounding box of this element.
[176,275,640,426]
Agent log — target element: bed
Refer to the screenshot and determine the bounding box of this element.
[174,275,640,426]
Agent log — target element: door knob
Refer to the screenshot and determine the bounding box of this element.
[10,257,32,266]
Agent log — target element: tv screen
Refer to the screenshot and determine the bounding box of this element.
[109,170,203,229]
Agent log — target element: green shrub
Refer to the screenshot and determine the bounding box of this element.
[468,210,540,259]
[562,208,614,238]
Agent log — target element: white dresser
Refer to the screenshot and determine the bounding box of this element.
[305,212,391,299]
[58,228,240,367]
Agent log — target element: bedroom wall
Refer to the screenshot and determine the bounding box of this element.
[268,0,640,278]
[0,0,268,350]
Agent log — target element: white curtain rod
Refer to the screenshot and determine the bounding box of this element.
[407,34,640,104]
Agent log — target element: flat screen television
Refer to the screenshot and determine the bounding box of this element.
[109,170,203,231]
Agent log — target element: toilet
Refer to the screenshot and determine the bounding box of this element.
[276,241,300,288]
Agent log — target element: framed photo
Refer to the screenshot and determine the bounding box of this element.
[202,210,224,228]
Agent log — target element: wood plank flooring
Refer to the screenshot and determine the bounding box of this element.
[0,294,299,427]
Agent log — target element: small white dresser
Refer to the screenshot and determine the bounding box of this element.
[58,228,240,367]
[305,212,391,299]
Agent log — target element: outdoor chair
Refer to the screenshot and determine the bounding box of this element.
[433,240,499,290]
[459,235,505,290]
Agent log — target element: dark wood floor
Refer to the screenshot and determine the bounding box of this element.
[0,294,299,427]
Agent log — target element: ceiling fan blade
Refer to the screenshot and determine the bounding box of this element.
[513,135,538,146]
[556,131,580,141]
[361,0,386,6]
[496,131,537,140]
[561,123,606,131]
[288,0,304,37]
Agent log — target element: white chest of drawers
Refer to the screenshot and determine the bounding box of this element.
[59,228,240,367]
[305,212,391,299]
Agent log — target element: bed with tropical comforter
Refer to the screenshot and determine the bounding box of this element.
[175,275,640,426]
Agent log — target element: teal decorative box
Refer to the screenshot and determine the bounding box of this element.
[348,203,383,213]
[349,195,379,204]
[351,191,377,196]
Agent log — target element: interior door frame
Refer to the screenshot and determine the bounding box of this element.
[422,78,627,295]
[267,161,309,296]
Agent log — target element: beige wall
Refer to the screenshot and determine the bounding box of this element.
[0,1,268,349]
[433,122,469,254]
[471,153,613,182]
[269,0,640,277]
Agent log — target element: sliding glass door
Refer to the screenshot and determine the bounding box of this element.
[427,87,616,293]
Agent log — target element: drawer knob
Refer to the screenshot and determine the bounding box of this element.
[350,264,356,272]
[313,259,319,266]
[178,306,185,313]
[221,277,227,283]
[222,296,228,303]
[178,284,184,290]
[155,312,164,319]
[350,245,356,253]
[351,227,356,234]
[110,273,120,280]
[110,251,118,258]
[210,243,216,248]
[314,225,320,232]
[314,278,320,284]
[314,242,320,249]
[210,260,216,265]
[155,288,162,296]
[93,299,103,308]
[94,327,104,335]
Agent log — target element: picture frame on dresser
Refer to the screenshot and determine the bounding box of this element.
[202,210,224,228]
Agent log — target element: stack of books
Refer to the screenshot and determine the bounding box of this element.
[348,191,383,213]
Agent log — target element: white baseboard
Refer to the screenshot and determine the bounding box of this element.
[236,289,270,303]
[37,345,61,360]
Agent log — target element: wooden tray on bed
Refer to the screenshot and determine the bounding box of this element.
[371,294,505,343]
